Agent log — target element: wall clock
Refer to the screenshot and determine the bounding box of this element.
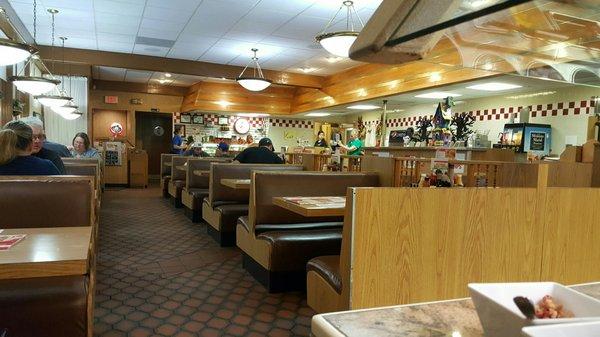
[234,118,250,134]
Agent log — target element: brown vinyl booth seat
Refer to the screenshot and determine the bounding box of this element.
[0,176,96,337]
[167,156,189,208]
[160,153,175,198]
[236,171,379,292]
[203,163,304,246]
[64,162,101,209]
[63,157,104,191]
[181,157,231,222]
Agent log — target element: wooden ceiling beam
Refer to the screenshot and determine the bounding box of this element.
[37,46,324,89]
[92,80,189,96]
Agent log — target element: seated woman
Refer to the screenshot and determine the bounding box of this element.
[0,120,60,175]
[70,132,101,159]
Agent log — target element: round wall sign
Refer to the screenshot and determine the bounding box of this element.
[109,122,124,136]
[153,125,165,136]
[234,118,250,134]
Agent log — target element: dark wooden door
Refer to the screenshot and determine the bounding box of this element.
[136,111,172,176]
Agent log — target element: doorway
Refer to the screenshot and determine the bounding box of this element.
[136,111,173,176]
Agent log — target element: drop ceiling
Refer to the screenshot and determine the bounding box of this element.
[92,65,210,86]
[7,0,382,76]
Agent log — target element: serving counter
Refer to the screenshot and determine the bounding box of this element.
[363,146,517,162]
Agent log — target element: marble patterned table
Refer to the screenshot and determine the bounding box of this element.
[312,283,600,337]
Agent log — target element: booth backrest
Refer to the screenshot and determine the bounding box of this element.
[208,163,303,205]
[186,158,231,189]
[0,176,94,229]
[249,171,379,231]
[63,157,103,186]
[170,156,188,181]
[64,163,99,191]
[160,154,176,177]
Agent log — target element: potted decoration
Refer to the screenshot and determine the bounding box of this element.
[12,99,24,117]
[450,112,475,146]
[415,116,432,145]
[432,96,454,146]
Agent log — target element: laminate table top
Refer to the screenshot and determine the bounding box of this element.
[272,196,346,217]
[0,226,92,280]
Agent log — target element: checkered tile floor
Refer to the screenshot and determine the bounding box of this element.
[95,187,314,337]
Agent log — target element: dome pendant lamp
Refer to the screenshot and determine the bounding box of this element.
[10,1,61,96]
[236,48,272,92]
[315,0,365,58]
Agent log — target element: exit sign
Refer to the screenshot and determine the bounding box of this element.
[104,96,118,104]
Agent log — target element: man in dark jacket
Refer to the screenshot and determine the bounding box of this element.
[20,116,66,174]
[233,138,283,164]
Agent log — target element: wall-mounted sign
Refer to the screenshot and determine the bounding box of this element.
[192,115,204,124]
[130,98,142,105]
[109,122,124,137]
[104,96,118,104]
[180,113,191,123]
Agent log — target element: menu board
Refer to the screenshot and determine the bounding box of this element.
[530,132,546,151]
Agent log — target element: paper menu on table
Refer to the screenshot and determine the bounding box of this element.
[0,234,26,251]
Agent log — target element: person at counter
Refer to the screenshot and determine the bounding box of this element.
[233,137,283,164]
[171,126,186,154]
[183,143,210,157]
[215,141,231,157]
[314,130,328,147]
[339,129,363,156]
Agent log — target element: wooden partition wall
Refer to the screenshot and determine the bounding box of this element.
[347,186,600,309]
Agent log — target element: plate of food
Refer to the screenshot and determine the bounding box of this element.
[468,282,600,337]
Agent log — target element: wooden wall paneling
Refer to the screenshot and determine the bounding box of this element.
[546,162,593,187]
[38,46,324,89]
[540,188,600,284]
[348,187,544,309]
[360,156,396,186]
[92,80,188,96]
[92,109,128,141]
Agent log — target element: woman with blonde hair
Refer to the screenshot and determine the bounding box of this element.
[0,120,60,175]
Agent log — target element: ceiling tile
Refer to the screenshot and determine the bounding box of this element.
[139,18,187,33]
[253,0,315,14]
[97,40,134,53]
[44,0,94,11]
[272,15,330,40]
[98,66,127,81]
[222,30,266,43]
[137,27,180,41]
[96,32,136,44]
[145,0,203,12]
[143,6,194,24]
[197,46,239,64]
[94,0,144,16]
[132,44,170,57]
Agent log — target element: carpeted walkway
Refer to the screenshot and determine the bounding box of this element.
[94,186,314,337]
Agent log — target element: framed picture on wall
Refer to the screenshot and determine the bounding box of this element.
[180,113,192,124]
[218,117,229,125]
[192,114,204,124]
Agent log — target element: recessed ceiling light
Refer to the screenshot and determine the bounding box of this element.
[217,100,231,107]
[347,104,380,110]
[300,67,316,73]
[164,73,172,78]
[415,92,462,99]
[306,112,331,117]
[429,72,442,82]
[326,56,342,63]
[466,82,522,91]
[237,113,269,117]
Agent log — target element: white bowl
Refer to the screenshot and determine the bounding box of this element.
[468,282,600,337]
[522,321,600,337]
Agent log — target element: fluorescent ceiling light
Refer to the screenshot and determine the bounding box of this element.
[306,112,331,117]
[466,82,522,91]
[347,104,380,110]
[237,113,269,117]
[415,92,462,99]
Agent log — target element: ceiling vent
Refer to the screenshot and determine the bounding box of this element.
[135,36,175,48]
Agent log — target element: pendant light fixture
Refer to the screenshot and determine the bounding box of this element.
[61,110,83,120]
[0,6,34,66]
[52,36,78,118]
[236,48,272,92]
[9,0,61,96]
[315,0,364,58]
[36,10,72,108]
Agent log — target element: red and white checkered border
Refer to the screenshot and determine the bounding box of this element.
[268,118,313,129]
[381,99,595,128]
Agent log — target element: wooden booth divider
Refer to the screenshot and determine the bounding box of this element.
[307,185,600,313]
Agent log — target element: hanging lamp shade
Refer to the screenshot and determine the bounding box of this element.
[236,48,272,92]
[36,94,72,107]
[315,31,359,58]
[315,1,364,58]
[10,76,60,96]
[0,40,34,66]
[52,102,78,115]
[61,110,82,120]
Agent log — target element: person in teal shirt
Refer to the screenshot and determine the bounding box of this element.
[340,129,363,156]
